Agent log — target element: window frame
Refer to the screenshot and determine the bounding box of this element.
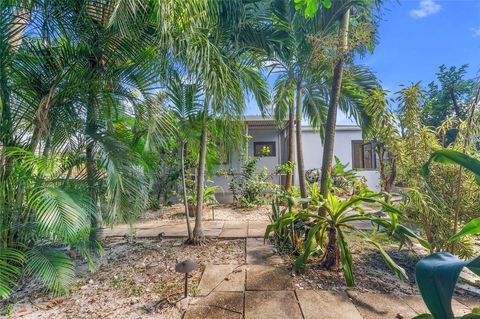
[253,141,276,157]
[351,140,377,170]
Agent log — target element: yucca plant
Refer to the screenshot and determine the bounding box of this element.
[265,188,429,287]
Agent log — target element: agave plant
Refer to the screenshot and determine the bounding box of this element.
[265,188,429,287]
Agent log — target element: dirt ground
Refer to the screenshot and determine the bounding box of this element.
[289,233,425,295]
[140,203,271,222]
[3,238,244,319]
[3,204,478,318]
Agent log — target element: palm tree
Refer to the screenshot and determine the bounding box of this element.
[169,0,269,244]
[318,0,384,200]
[165,70,203,241]
[0,0,161,295]
[319,6,350,200]
[266,0,343,198]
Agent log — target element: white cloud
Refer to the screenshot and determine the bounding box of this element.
[472,27,480,37]
[410,0,441,18]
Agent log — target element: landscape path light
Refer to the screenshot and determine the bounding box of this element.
[175,259,198,298]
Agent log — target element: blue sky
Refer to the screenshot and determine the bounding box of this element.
[246,0,480,124]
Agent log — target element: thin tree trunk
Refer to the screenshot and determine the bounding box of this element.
[450,87,462,119]
[319,9,351,270]
[29,86,56,152]
[181,142,193,241]
[319,9,350,208]
[192,101,208,244]
[0,4,32,180]
[42,132,51,157]
[86,99,102,241]
[285,100,295,190]
[296,85,307,198]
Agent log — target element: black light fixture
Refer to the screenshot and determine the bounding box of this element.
[175,259,198,298]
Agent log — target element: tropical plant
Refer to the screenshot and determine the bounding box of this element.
[413,150,480,319]
[422,64,479,145]
[266,0,373,198]
[269,196,309,254]
[229,157,279,208]
[305,157,366,195]
[363,88,401,193]
[187,184,222,208]
[0,0,162,296]
[318,0,382,200]
[265,188,429,286]
[170,0,270,244]
[164,69,203,240]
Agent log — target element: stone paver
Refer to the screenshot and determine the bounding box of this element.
[402,295,472,317]
[246,238,284,265]
[245,291,303,319]
[190,291,244,313]
[197,265,244,296]
[248,221,268,238]
[456,296,479,309]
[116,217,465,319]
[246,265,293,291]
[184,305,242,319]
[296,290,363,319]
[219,221,248,238]
[216,266,245,292]
[105,219,265,239]
[347,291,418,319]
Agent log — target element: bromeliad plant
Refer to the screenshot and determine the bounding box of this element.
[265,187,429,287]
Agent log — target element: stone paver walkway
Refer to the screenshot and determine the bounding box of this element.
[105,219,478,318]
[183,237,477,319]
[103,220,268,239]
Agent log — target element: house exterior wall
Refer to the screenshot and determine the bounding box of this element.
[293,127,380,192]
[213,122,381,203]
[213,126,283,203]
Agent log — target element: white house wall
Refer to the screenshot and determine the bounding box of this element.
[212,124,381,203]
[294,127,380,192]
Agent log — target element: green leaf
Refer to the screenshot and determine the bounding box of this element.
[416,253,480,319]
[337,228,354,287]
[0,248,25,299]
[422,150,480,185]
[364,238,408,281]
[412,315,434,319]
[322,0,332,9]
[448,218,480,243]
[293,222,323,273]
[25,247,75,296]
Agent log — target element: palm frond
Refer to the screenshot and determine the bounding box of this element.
[25,247,75,296]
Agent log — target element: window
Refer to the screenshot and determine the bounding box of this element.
[352,141,376,169]
[254,142,276,157]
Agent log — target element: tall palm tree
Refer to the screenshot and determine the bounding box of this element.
[319,6,351,200]
[266,0,341,198]
[318,0,383,200]
[168,0,269,244]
